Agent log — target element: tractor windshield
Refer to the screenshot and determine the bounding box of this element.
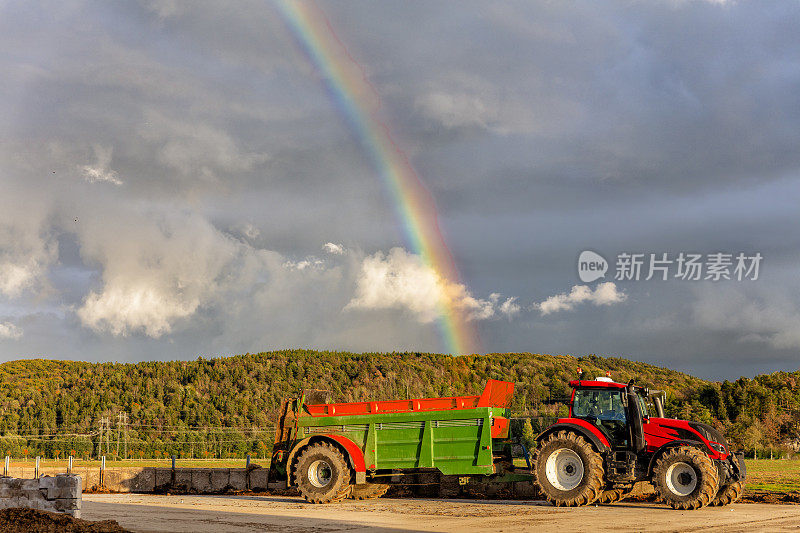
[573,389,627,422]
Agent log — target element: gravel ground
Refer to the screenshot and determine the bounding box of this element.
[81,494,800,533]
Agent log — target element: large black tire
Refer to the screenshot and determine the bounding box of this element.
[293,442,353,503]
[597,485,633,505]
[533,430,605,507]
[349,483,389,500]
[710,480,744,506]
[653,446,719,510]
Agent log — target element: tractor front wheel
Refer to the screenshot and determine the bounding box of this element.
[293,442,353,503]
[653,446,719,510]
[534,430,605,507]
[349,483,389,500]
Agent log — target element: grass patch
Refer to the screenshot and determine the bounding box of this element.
[744,459,800,493]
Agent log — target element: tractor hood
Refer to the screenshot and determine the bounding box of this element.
[645,418,731,455]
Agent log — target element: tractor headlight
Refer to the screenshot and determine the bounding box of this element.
[709,441,726,454]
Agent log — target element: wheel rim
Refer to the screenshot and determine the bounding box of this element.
[665,462,697,496]
[307,459,333,488]
[545,448,584,491]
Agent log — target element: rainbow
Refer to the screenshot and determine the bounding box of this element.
[274,0,479,355]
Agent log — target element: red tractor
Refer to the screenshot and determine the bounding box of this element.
[534,372,745,509]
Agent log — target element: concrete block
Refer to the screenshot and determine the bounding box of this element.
[54,498,81,511]
[174,469,191,491]
[20,478,39,491]
[249,468,269,491]
[129,468,155,492]
[0,474,81,518]
[104,469,132,492]
[191,469,212,492]
[38,475,59,499]
[229,469,247,491]
[210,469,229,492]
[155,468,172,490]
[84,468,100,490]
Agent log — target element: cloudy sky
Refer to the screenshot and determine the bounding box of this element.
[1,0,799,379]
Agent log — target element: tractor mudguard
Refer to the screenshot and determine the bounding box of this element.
[537,420,611,453]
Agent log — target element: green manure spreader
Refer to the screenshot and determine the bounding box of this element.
[267,379,520,503]
[267,375,744,509]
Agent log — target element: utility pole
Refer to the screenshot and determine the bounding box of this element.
[123,412,129,460]
[116,412,125,459]
[98,417,111,458]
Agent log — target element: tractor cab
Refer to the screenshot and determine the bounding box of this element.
[568,371,656,453]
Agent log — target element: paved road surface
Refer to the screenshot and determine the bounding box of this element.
[82,494,800,532]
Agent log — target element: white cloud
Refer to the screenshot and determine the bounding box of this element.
[0,322,22,340]
[0,188,57,299]
[76,209,245,337]
[498,295,522,318]
[80,145,123,185]
[283,258,325,271]
[138,110,268,181]
[346,248,513,323]
[417,91,493,130]
[692,287,800,350]
[323,242,345,255]
[536,282,627,315]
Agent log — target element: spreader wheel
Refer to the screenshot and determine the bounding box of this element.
[533,430,605,507]
[293,442,353,503]
[653,446,719,510]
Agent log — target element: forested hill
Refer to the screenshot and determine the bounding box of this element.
[0,351,797,458]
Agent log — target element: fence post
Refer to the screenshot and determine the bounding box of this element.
[68,455,73,474]
[3,456,8,476]
[100,455,105,487]
[35,456,40,478]
[246,455,251,469]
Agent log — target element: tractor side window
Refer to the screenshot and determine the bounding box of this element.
[573,389,626,422]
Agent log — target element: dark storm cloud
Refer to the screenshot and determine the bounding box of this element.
[0,0,798,379]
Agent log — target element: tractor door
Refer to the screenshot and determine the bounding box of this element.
[572,388,629,447]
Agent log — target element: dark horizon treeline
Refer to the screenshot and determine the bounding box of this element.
[0,350,797,459]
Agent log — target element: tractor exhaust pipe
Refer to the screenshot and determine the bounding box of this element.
[650,391,666,418]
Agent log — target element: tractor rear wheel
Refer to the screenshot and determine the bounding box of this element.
[534,430,605,507]
[710,480,744,506]
[653,446,719,510]
[349,483,389,500]
[294,442,353,503]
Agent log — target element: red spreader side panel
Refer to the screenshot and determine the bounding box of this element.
[477,379,515,408]
[304,380,515,417]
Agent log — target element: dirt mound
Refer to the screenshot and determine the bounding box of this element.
[0,508,132,533]
[741,490,800,505]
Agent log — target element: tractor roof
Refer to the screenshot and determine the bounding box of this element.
[569,379,627,390]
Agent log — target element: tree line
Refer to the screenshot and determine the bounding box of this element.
[0,350,796,459]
